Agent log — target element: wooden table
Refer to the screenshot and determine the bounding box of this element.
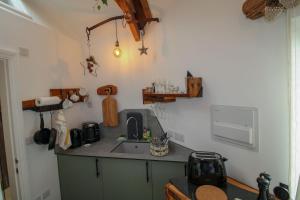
[165,177,258,200]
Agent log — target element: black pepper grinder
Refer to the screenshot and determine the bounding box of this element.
[257,172,272,200]
[274,183,290,200]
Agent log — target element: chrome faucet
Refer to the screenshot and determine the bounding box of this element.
[126,117,139,140]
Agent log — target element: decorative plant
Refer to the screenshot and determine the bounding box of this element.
[94,0,108,10]
[265,0,296,20]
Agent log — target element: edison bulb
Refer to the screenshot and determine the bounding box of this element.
[113,47,122,58]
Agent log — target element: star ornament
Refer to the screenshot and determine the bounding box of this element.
[138,29,149,56]
[139,46,148,55]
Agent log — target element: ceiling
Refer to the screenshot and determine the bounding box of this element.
[23,0,174,40]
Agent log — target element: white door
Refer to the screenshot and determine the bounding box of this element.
[0,59,19,200]
[290,5,300,199]
[0,185,3,200]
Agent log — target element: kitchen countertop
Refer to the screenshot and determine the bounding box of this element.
[55,127,193,163]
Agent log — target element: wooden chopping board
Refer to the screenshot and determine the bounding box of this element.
[195,185,228,200]
[102,95,118,127]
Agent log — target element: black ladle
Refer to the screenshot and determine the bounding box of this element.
[48,112,57,150]
[34,113,51,145]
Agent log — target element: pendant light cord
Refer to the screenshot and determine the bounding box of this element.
[115,20,119,43]
[141,30,145,46]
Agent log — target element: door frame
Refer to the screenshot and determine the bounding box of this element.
[0,48,30,200]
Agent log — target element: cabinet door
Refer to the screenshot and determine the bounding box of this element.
[57,155,103,200]
[102,158,152,200]
[152,161,186,200]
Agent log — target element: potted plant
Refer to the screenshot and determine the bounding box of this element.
[95,0,108,10]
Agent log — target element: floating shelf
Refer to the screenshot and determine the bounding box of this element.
[50,88,88,103]
[22,88,88,112]
[143,90,203,104]
[143,77,203,104]
[22,99,63,112]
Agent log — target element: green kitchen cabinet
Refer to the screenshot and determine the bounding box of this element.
[57,155,103,200]
[152,161,186,200]
[58,155,187,200]
[101,158,152,200]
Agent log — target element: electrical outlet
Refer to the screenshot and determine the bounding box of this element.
[42,189,50,199]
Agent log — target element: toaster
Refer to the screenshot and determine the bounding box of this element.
[187,151,227,186]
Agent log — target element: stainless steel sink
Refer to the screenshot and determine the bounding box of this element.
[111,141,150,154]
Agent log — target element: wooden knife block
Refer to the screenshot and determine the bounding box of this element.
[187,77,202,97]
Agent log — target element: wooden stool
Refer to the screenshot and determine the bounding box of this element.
[195,185,228,200]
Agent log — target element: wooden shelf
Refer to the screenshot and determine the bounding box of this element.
[22,100,63,112]
[144,93,190,98]
[22,88,88,112]
[143,77,203,104]
[50,88,88,103]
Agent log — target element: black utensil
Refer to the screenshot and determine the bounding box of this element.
[48,112,56,150]
[34,113,50,145]
[48,128,57,150]
[34,129,42,145]
[257,172,272,200]
[34,113,43,145]
[187,71,193,78]
[39,113,51,144]
[274,183,290,200]
[160,132,167,142]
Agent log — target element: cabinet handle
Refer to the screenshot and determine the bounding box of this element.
[184,163,187,176]
[96,159,100,178]
[146,161,149,183]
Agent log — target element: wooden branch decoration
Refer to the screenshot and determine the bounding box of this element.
[140,0,153,19]
[86,15,125,39]
[242,0,266,20]
[114,0,159,41]
[86,14,158,41]
[115,0,141,41]
[86,0,159,42]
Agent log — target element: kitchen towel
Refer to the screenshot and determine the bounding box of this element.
[55,110,72,150]
[35,97,61,107]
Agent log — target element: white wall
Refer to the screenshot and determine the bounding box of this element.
[0,10,60,198]
[78,0,290,189]
[0,6,85,200]
[291,5,300,197]
[0,0,290,199]
[0,61,4,200]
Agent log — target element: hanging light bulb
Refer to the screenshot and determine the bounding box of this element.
[113,20,122,58]
[113,41,122,57]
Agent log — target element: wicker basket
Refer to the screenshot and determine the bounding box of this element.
[150,142,169,157]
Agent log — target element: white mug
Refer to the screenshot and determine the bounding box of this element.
[63,98,73,109]
[79,88,88,96]
[70,94,80,102]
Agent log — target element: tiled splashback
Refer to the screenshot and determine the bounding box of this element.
[100,109,165,138]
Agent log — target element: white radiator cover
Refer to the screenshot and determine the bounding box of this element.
[211,105,258,151]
